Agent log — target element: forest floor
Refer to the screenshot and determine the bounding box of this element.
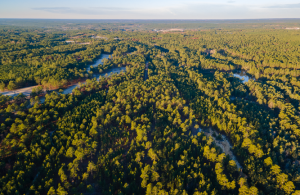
[202,127,243,170]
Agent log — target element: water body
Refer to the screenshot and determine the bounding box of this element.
[62,67,126,94]
[62,53,125,94]
[86,54,110,71]
[1,53,125,97]
[232,71,255,83]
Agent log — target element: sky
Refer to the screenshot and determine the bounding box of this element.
[1,0,300,19]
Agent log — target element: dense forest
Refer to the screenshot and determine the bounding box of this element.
[1,23,300,194]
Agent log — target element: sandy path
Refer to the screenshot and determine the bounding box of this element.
[202,127,242,169]
[0,86,39,97]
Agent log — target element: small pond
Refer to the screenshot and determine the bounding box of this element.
[232,71,255,83]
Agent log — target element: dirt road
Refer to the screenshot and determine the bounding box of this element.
[0,86,39,97]
[203,127,242,170]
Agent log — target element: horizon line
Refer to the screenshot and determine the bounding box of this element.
[1,18,300,20]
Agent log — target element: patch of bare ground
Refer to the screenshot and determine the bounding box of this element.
[202,127,242,170]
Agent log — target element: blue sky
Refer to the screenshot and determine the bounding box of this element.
[1,0,300,19]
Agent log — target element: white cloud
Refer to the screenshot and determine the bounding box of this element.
[264,3,300,8]
[19,2,300,19]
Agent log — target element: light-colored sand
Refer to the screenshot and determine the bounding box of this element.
[202,127,242,169]
[0,86,39,97]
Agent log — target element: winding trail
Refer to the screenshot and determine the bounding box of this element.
[202,127,242,170]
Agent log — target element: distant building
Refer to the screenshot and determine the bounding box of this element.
[153,29,184,32]
[286,27,300,30]
[160,29,184,32]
